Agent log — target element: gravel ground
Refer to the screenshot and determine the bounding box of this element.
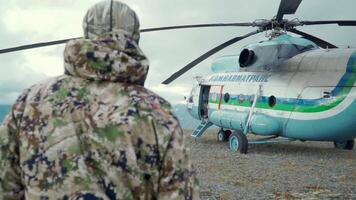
[185,129,356,200]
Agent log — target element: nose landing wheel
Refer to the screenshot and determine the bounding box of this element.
[228,130,248,154]
[217,129,232,142]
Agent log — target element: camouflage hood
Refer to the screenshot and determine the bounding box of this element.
[64,32,149,85]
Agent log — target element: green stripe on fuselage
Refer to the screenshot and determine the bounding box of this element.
[209,53,356,113]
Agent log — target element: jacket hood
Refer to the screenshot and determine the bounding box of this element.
[83,0,140,42]
[64,32,149,85]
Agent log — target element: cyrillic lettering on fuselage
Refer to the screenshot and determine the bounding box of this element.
[209,74,271,83]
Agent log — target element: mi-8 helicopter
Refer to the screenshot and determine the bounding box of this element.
[161,0,356,153]
[0,0,355,154]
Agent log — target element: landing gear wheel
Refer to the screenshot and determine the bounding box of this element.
[217,130,232,142]
[228,131,248,154]
[334,140,354,150]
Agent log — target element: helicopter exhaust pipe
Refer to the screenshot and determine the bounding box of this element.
[239,48,255,67]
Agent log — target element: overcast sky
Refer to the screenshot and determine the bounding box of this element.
[1,0,356,105]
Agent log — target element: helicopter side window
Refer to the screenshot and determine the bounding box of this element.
[238,94,245,104]
[224,93,230,103]
[268,95,277,107]
[249,95,255,104]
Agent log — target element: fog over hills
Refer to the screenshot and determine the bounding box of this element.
[0,104,200,130]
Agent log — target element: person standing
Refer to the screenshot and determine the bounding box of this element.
[0,1,199,199]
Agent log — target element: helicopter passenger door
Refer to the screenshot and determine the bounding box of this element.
[198,85,211,119]
[200,85,224,120]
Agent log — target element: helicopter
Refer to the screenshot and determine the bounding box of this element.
[161,0,356,153]
[0,0,355,154]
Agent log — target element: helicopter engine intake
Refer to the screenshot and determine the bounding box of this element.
[237,35,318,71]
[239,48,256,67]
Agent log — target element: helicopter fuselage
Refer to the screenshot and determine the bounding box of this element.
[187,36,356,142]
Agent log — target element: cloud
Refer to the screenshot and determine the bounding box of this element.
[0,52,47,104]
[1,0,356,106]
[0,3,48,104]
[149,84,192,105]
[22,46,65,77]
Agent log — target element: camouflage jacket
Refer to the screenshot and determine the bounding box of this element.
[0,33,199,200]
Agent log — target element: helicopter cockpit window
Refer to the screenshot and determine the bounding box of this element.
[224,93,230,103]
[268,95,276,107]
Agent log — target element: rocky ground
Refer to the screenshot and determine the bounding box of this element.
[185,129,356,200]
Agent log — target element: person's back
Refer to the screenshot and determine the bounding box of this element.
[0,1,198,199]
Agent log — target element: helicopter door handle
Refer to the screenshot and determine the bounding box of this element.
[323,91,331,98]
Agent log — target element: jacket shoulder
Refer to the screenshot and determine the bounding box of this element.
[125,86,179,127]
[10,76,67,118]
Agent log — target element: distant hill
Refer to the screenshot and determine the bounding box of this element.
[0,105,11,123]
[0,104,201,130]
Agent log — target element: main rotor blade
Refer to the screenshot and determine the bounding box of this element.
[276,0,302,21]
[141,22,254,32]
[289,28,337,49]
[301,20,356,26]
[0,23,255,54]
[0,38,79,54]
[162,30,261,85]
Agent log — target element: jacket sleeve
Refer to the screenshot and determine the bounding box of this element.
[155,118,200,200]
[0,113,24,200]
